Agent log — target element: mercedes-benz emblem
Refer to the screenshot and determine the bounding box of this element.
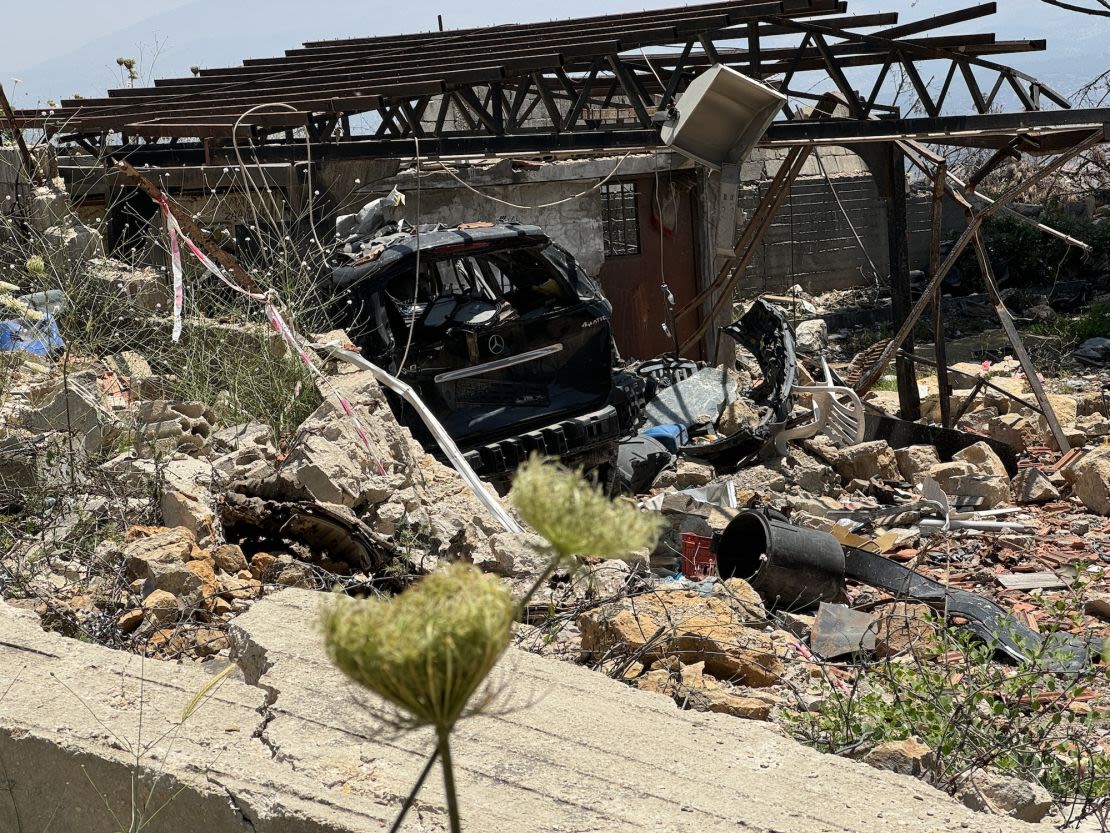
[487,334,506,356]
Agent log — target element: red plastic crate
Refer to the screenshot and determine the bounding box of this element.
[680,532,716,579]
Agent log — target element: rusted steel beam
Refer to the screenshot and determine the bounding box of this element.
[204,5,799,79]
[764,108,1110,145]
[295,1,815,54]
[853,129,1104,396]
[677,146,814,353]
[966,136,1023,191]
[872,3,996,39]
[907,349,1047,417]
[882,143,921,420]
[811,32,864,118]
[900,56,940,118]
[0,82,40,184]
[674,143,812,321]
[607,57,653,127]
[115,160,257,293]
[971,230,1071,452]
[952,379,984,423]
[928,161,952,427]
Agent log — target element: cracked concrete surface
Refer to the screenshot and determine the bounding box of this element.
[0,591,1058,832]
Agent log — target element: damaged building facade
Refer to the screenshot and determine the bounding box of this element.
[57,124,948,361]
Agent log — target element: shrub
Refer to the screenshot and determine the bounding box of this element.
[788,622,1109,825]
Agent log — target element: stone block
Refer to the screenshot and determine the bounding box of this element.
[988,413,1030,450]
[923,461,976,494]
[1071,448,1110,515]
[795,318,828,353]
[956,770,1053,823]
[947,475,1011,508]
[894,445,940,484]
[833,441,899,484]
[1011,468,1059,505]
[864,737,935,778]
[952,441,1008,478]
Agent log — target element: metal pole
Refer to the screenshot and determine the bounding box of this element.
[885,143,921,420]
[928,160,952,426]
[970,230,1071,452]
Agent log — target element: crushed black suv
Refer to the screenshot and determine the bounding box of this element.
[331,219,639,482]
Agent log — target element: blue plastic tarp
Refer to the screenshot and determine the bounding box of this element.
[0,314,64,356]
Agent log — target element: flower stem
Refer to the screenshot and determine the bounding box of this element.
[438,730,462,833]
[517,547,564,613]
[388,747,439,833]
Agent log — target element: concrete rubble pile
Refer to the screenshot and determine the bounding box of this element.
[1,160,1107,830]
[0,341,523,661]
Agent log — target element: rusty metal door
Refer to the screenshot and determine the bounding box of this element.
[598,173,702,361]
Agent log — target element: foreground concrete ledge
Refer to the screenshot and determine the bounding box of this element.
[1,591,1055,832]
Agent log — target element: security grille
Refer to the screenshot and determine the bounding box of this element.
[601,182,641,257]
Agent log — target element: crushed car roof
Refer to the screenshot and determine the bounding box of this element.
[332,222,549,289]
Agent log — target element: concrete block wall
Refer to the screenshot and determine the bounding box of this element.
[735,147,959,297]
[332,149,954,300]
[736,147,884,296]
[360,180,606,276]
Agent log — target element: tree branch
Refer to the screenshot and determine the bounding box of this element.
[1038,0,1110,16]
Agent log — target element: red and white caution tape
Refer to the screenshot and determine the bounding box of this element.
[158,193,384,473]
[158,195,185,342]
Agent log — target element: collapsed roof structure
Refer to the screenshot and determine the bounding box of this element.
[11,1,1108,158]
[8,0,1110,446]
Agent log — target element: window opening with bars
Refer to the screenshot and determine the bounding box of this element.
[601,182,641,257]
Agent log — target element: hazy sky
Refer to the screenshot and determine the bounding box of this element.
[3,0,1106,107]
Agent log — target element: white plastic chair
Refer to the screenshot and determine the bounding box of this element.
[774,356,865,454]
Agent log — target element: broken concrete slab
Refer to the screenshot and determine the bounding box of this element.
[255,369,500,557]
[232,590,1059,833]
[0,432,80,508]
[0,599,320,833]
[135,399,216,457]
[0,592,1059,833]
[23,377,120,455]
[996,572,1068,591]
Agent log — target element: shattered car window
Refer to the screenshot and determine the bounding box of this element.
[479,249,573,309]
[543,243,604,301]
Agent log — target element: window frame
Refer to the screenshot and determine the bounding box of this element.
[600,181,642,258]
